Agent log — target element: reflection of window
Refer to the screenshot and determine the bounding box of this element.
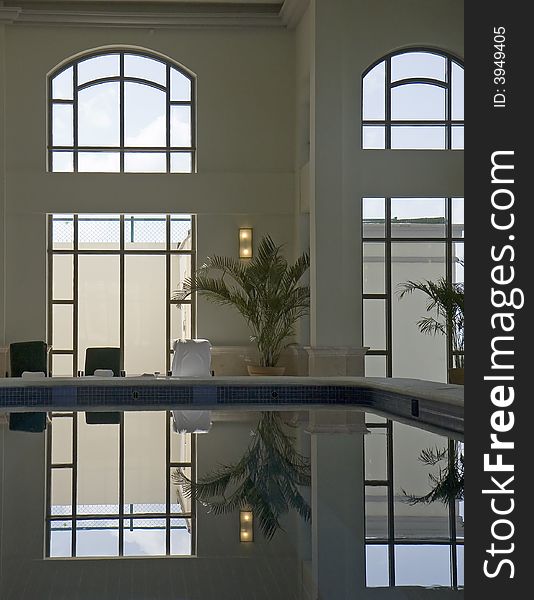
[362,50,464,149]
[48,50,195,172]
[364,420,464,588]
[46,411,196,558]
[48,214,195,377]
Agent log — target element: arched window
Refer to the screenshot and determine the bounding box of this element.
[48,49,195,172]
[362,49,463,149]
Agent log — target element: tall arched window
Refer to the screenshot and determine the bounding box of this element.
[362,49,463,149]
[48,49,195,172]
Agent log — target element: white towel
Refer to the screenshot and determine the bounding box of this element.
[172,410,212,434]
[171,339,211,377]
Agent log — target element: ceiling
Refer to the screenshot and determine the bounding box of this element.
[1,0,308,27]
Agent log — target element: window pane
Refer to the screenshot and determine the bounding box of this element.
[363,243,385,294]
[78,152,120,173]
[454,243,464,284]
[124,54,166,86]
[171,254,191,298]
[53,254,73,300]
[171,106,192,147]
[51,468,72,509]
[363,62,385,120]
[124,215,166,250]
[53,304,73,350]
[392,84,445,120]
[451,62,464,120]
[452,126,464,149]
[124,255,166,375]
[124,82,166,147]
[52,67,73,100]
[50,522,72,557]
[170,519,192,555]
[52,354,73,377]
[366,545,389,587]
[365,411,387,424]
[52,215,74,249]
[78,82,120,147]
[171,302,193,343]
[452,198,464,231]
[363,299,386,350]
[457,545,464,586]
[51,417,73,464]
[171,216,193,249]
[78,54,120,85]
[52,104,73,146]
[170,430,192,464]
[78,255,120,367]
[78,215,120,250]
[365,428,388,480]
[365,355,387,377]
[76,520,120,557]
[391,198,446,238]
[170,68,191,101]
[393,423,450,539]
[77,413,120,507]
[391,126,445,149]
[172,467,191,514]
[395,545,451,587]
[123,518,167,556]
[170,152,193,173]
[124,412,167,506]
[365,487,388,540]
[51,152,74,172]
[362,126,385,149]
[391,52,446,82]
[124,152,167,173]
[391,242,446,381]
[362,198,385,238]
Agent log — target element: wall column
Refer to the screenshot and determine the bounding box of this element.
[308,410,367,599]
[309,0,362,350]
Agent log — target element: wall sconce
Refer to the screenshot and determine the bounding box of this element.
[239,228,253,259]
[239,510,253,542]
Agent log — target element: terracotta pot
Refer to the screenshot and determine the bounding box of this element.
[448,367,464,385]
[247,365,286,376]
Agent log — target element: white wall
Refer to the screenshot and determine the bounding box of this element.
[2,22,296,346]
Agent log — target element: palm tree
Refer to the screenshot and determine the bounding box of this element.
[172,412,311,540]
[397,274,464,368]
[401,443,464,506]
[175,235,310,368]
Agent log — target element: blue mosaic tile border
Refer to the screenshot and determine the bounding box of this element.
[0,383,462,436]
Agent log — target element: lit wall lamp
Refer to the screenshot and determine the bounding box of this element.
[239,228,253,259]
[239,510,254,542]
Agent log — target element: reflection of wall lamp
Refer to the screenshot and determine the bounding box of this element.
[239,228,253,259]
[239,510,254,542]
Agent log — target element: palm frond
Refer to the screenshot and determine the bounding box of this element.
[172,412,311,540]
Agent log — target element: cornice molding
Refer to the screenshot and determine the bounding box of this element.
[279,0,307,29]
[11,8,283,27]
[0,7,22,24]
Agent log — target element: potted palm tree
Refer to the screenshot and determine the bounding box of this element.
[176,235,310,375]
[172,412,311,540]
[397,274,464,384]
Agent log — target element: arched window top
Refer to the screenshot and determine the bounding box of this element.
[362,49,463,150]
[48,49,195,173]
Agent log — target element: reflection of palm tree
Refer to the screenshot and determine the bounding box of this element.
[172,412,311,540]
[402,444,464,506]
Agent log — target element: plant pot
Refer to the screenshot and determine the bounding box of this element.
[247,365,286,376]
[448,367,464,385]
